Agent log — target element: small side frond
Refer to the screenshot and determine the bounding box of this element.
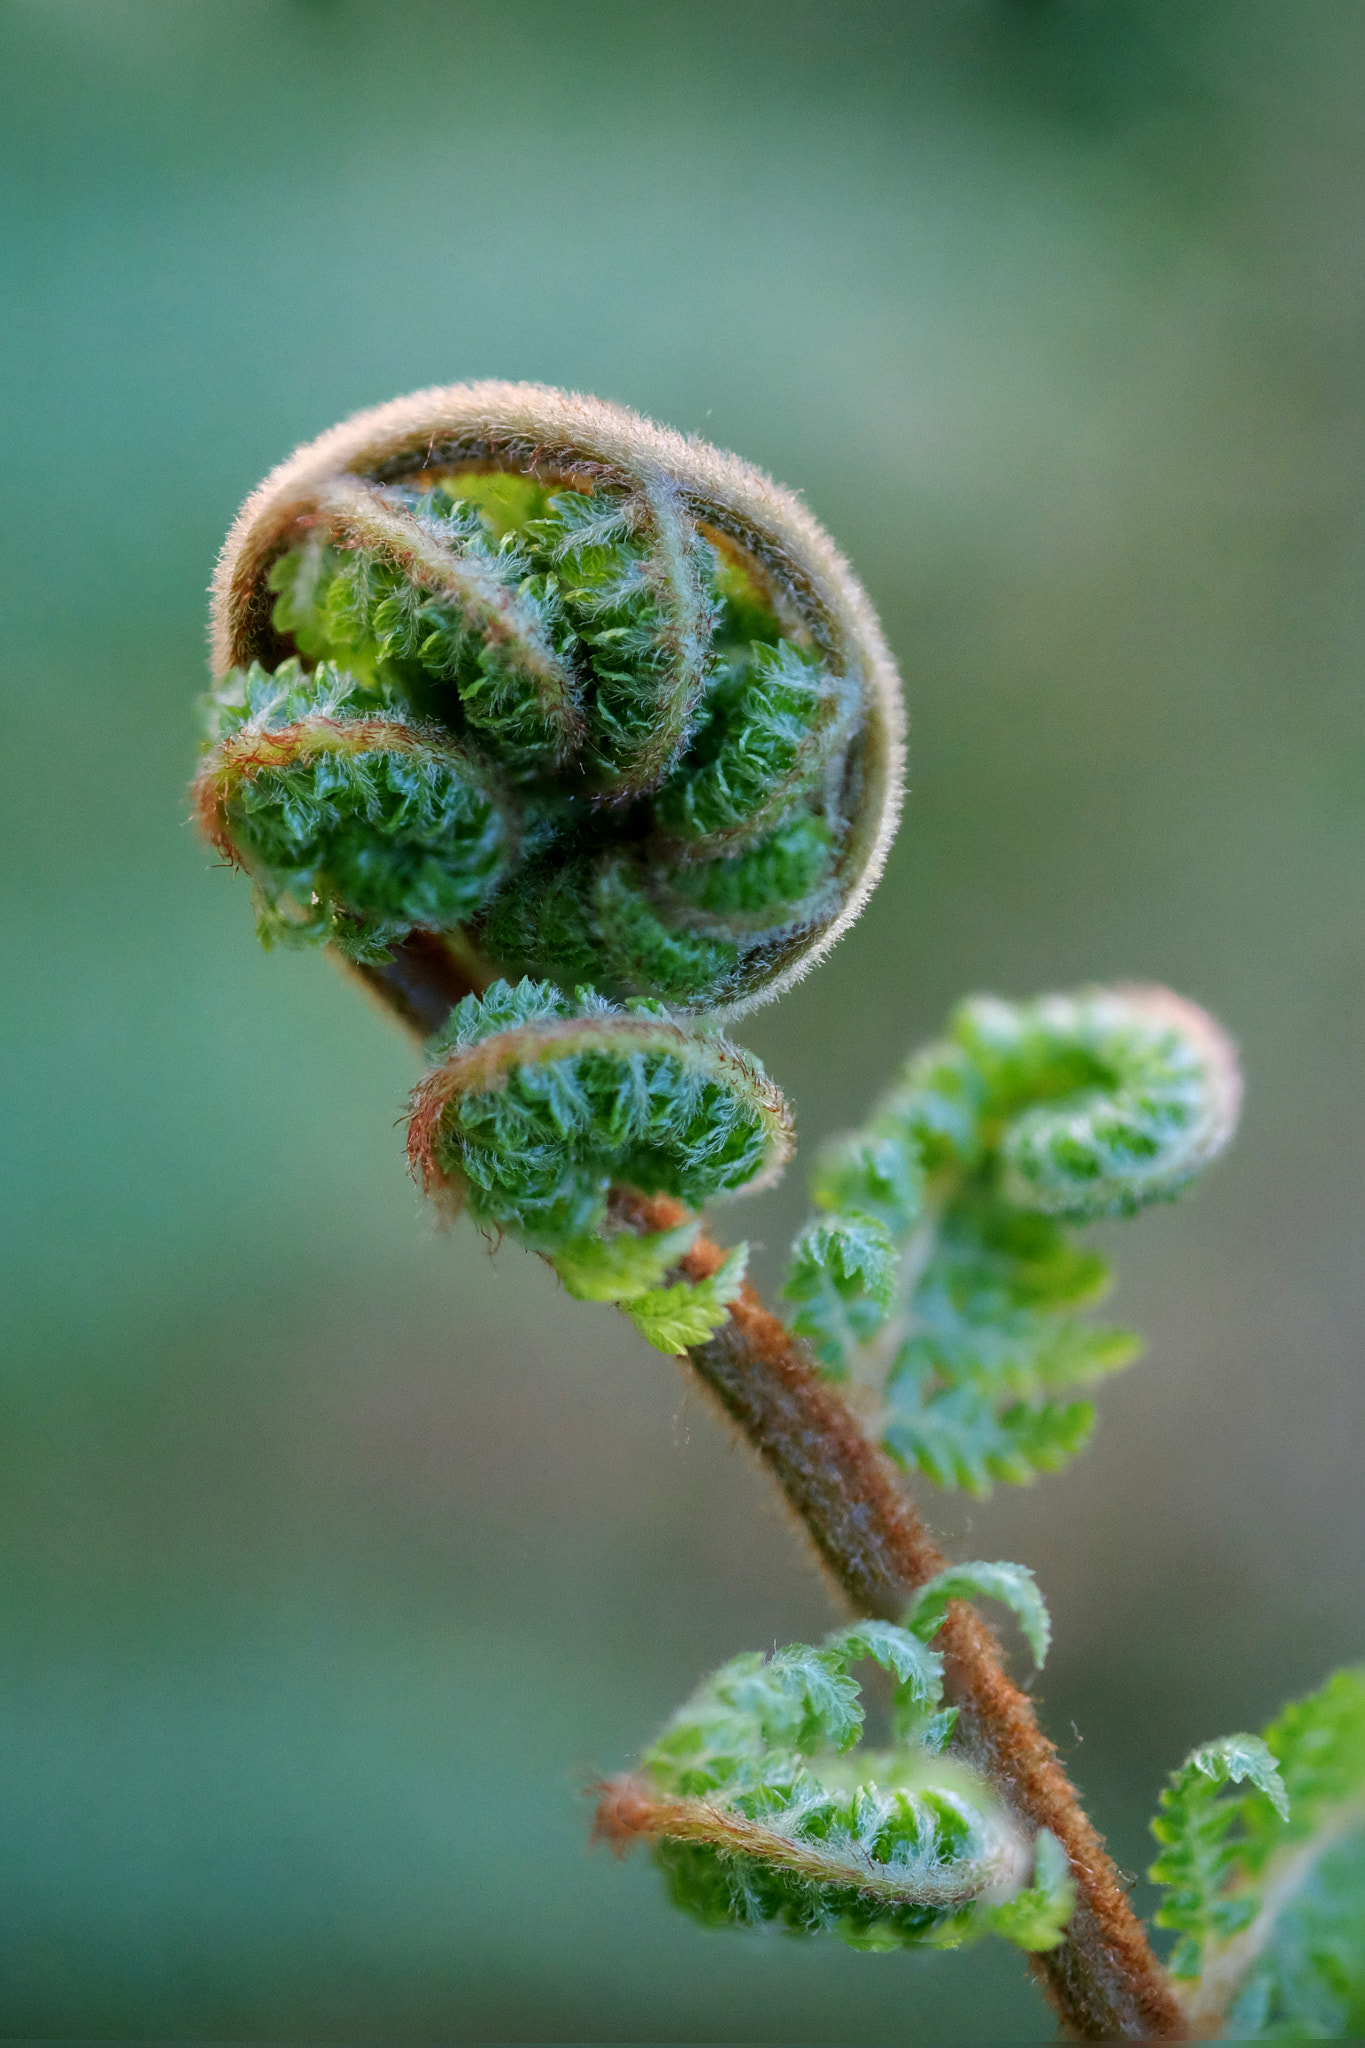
[904,1561,1051,1669]
[552,1220,702,1302]
[407,982,787,1353]
[601,1604,1069,1957]
[1150,1667,1365,2039]
[408,980,793,1244]
[622,1244,749,1353]
[783,1214,897,1376]
[195,658,510,961]
[989,1829,1078,1952]
[782,985,1239,1492]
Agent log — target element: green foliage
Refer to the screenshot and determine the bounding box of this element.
[989,1830,1078,1953]
[551,1219,702,1302]
[552,1218,752,1353]
[669,813,834,919]
[785,1213,897,1375]
[409,976,792,1256]
[955,993,1241,1220]
[480,852,741,1007]
[624,1571,1070,1956]
[198,659,508,961]
[268,486,581,780]
[652,640,849,848]
[1151,1735,1289,1977]
[782,988,1240,1493]
[903,1560,1051,1669]
[1150,1668,1365,2039]
[620,1244,749,1353]
[205,458,880,1007]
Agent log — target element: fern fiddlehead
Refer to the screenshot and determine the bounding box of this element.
[406,977,793,1350]
[597,1564,1075,1958]
[202,380,903,1013]
[784,986,1242,1493]
[193,385,1261,2041]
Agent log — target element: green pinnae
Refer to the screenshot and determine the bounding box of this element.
[669,813,835,920]
[479,854,742,1006]
[602,1566,1072,1956]
[652,639,850,849]
[783,985,1241,1495]
[195,659,509,963]
[268,489,580,777]
[407,980,793,1244]
[1149,1668,1365,2039]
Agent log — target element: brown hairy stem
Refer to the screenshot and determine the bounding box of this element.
[622,1188,1185,2043]
[365,932,1186,2043]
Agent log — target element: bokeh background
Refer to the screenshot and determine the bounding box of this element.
[2,1,1363,2038]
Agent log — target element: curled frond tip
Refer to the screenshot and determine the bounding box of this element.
[199,381,905,1015]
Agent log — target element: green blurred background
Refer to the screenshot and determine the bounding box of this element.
[2,0,1363,2037]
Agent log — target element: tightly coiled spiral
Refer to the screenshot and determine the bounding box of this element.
[199,382,904,1014]
[404,976,793,1352]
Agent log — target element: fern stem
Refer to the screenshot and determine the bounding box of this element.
[625,1188,1187,2042]
[364,937,1184,2044]
[342,927,494,1035]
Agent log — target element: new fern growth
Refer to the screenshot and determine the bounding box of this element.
[1150,1669,1365,2038]
[405,977,792,1350]
[202,381,902,1010]
[783,987,1241,1492]
[194,384,1365,2041]
[597,1563,1073,1957]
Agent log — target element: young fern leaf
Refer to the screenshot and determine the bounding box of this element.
[785,1212,898,1374]
[1150,1734,1289,1978]
[621,1244,750,1353]
[596,1576,1074,1956]
[404,980,792,1351]
[550,1218,703,1301]
[193,388,1228,2042]
[782,987,1241,1493]
[204,381,905,1014]
[1150,1666,1365,2039]
[904,1559,1052,1669]
[193,658,511,962]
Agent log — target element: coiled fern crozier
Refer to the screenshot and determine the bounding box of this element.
[196,383,1365,2042]
[202,381,900,1014]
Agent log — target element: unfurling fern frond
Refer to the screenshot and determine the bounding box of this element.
[596,1563,1074,1956]
[1150,1666,1365,2039]
[193,386,1259,2043]
[201,382,904,1013]
[783,987,1241,1493]
[405,979,793,1350]
[194,658,512,962]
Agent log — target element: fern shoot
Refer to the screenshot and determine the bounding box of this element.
[1150,1669,1365,2037]
[598,1563,1072,1957]
[782,986,1241,1492]
[202,381,904,1013]
[192,383,1364,2041]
